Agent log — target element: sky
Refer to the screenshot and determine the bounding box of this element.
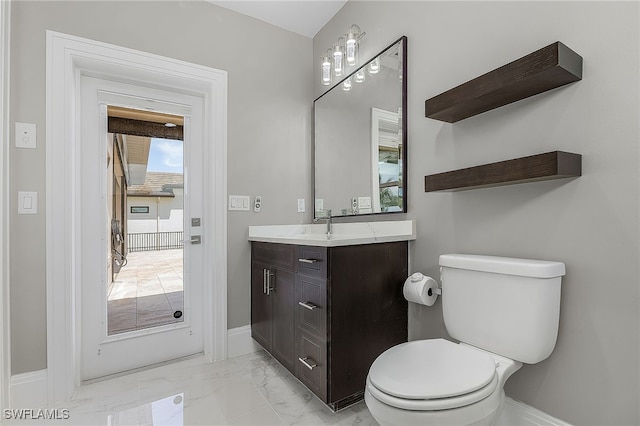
[147,138,183,174]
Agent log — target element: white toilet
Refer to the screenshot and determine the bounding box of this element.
[365,254,566,426]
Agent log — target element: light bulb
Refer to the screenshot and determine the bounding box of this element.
[321,55,332,86]
[355,69,366,83]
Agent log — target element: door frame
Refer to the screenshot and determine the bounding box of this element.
[45,31,228,403]
[0,0,11,413]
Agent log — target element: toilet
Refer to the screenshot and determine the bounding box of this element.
[365,254,566,426]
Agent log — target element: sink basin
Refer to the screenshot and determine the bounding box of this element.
[248,220,416,247]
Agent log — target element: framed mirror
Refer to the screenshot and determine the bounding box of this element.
[314,36,407,218]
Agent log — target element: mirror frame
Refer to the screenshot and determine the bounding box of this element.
[313,35,407,218]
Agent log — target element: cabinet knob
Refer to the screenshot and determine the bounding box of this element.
[298,357,318,370]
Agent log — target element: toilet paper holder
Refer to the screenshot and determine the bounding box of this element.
[404,273,441,306]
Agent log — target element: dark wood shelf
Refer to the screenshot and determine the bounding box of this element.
[424,151,581,192]
[425,42,583,123]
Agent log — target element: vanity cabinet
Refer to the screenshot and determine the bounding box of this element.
[251,241,408,410]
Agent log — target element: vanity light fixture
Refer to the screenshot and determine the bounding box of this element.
[355,68,366,83]
[321,52,332,86]
[320,24,365,86]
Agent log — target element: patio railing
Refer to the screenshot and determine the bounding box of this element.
[128,231,184,252]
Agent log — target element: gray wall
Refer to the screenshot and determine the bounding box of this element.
[9,1,312,374]
[314,1,639,425]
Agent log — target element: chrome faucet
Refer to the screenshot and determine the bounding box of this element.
[314,209,332,238]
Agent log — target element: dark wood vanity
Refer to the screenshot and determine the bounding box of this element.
[251,240,408,410]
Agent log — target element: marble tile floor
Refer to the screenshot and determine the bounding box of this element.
[6,350,379,426]
[108,249,184,335]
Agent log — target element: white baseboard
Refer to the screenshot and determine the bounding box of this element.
[10,369,47,408]
[227,325,260,358]
[498,397,572,426]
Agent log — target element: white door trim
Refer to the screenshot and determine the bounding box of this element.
[0,0,11,413]
[45,31,228,403]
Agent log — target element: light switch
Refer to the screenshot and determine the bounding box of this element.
[297,198,305,213]
[15,122,37,149]
[18,191,38,214]
[228,195,250,211]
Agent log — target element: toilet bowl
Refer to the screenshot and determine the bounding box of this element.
[365,254,565,426]
[365,339,522,426]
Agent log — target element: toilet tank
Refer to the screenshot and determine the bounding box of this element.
[439,254,565,364]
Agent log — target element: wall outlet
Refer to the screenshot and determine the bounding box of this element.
[358,196,372,209]
[15,122,37,149]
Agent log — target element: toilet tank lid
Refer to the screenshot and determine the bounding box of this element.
[439,254,566,278]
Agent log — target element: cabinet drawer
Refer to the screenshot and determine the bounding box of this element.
[252,242,296,270]
[295,274,326,337]
[296,246,327,278]
[295,329,327,402]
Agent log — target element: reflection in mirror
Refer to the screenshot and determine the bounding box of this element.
[314,36,407,218]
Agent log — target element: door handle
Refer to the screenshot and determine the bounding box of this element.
[263,269,268,294]
[266,270,275,295]
[263,268,275,295]
[190,235,201,244]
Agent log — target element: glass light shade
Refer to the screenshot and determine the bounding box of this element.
[321,56,332,86]
[333,38,344,77]
[345,36,358,66]
[355,69,366,83]
[342,77,352,91]
[369,57,380,74]
[345,24,363,66]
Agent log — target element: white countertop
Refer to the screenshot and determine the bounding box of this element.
[248,220,416,247]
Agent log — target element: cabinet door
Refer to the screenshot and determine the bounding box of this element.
[270,269,296,372]
[251,261,271,351]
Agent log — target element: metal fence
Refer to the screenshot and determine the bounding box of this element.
[128,231,184,252]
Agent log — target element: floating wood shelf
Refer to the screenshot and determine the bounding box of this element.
[425,42,583,123]
[424,151,581,192]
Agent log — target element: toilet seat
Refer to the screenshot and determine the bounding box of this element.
[367,339,498,411]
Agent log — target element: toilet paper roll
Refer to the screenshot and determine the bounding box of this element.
[403,272,439,306]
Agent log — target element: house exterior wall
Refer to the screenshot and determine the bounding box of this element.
[127,192,184,234]
[314,2,639,425]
